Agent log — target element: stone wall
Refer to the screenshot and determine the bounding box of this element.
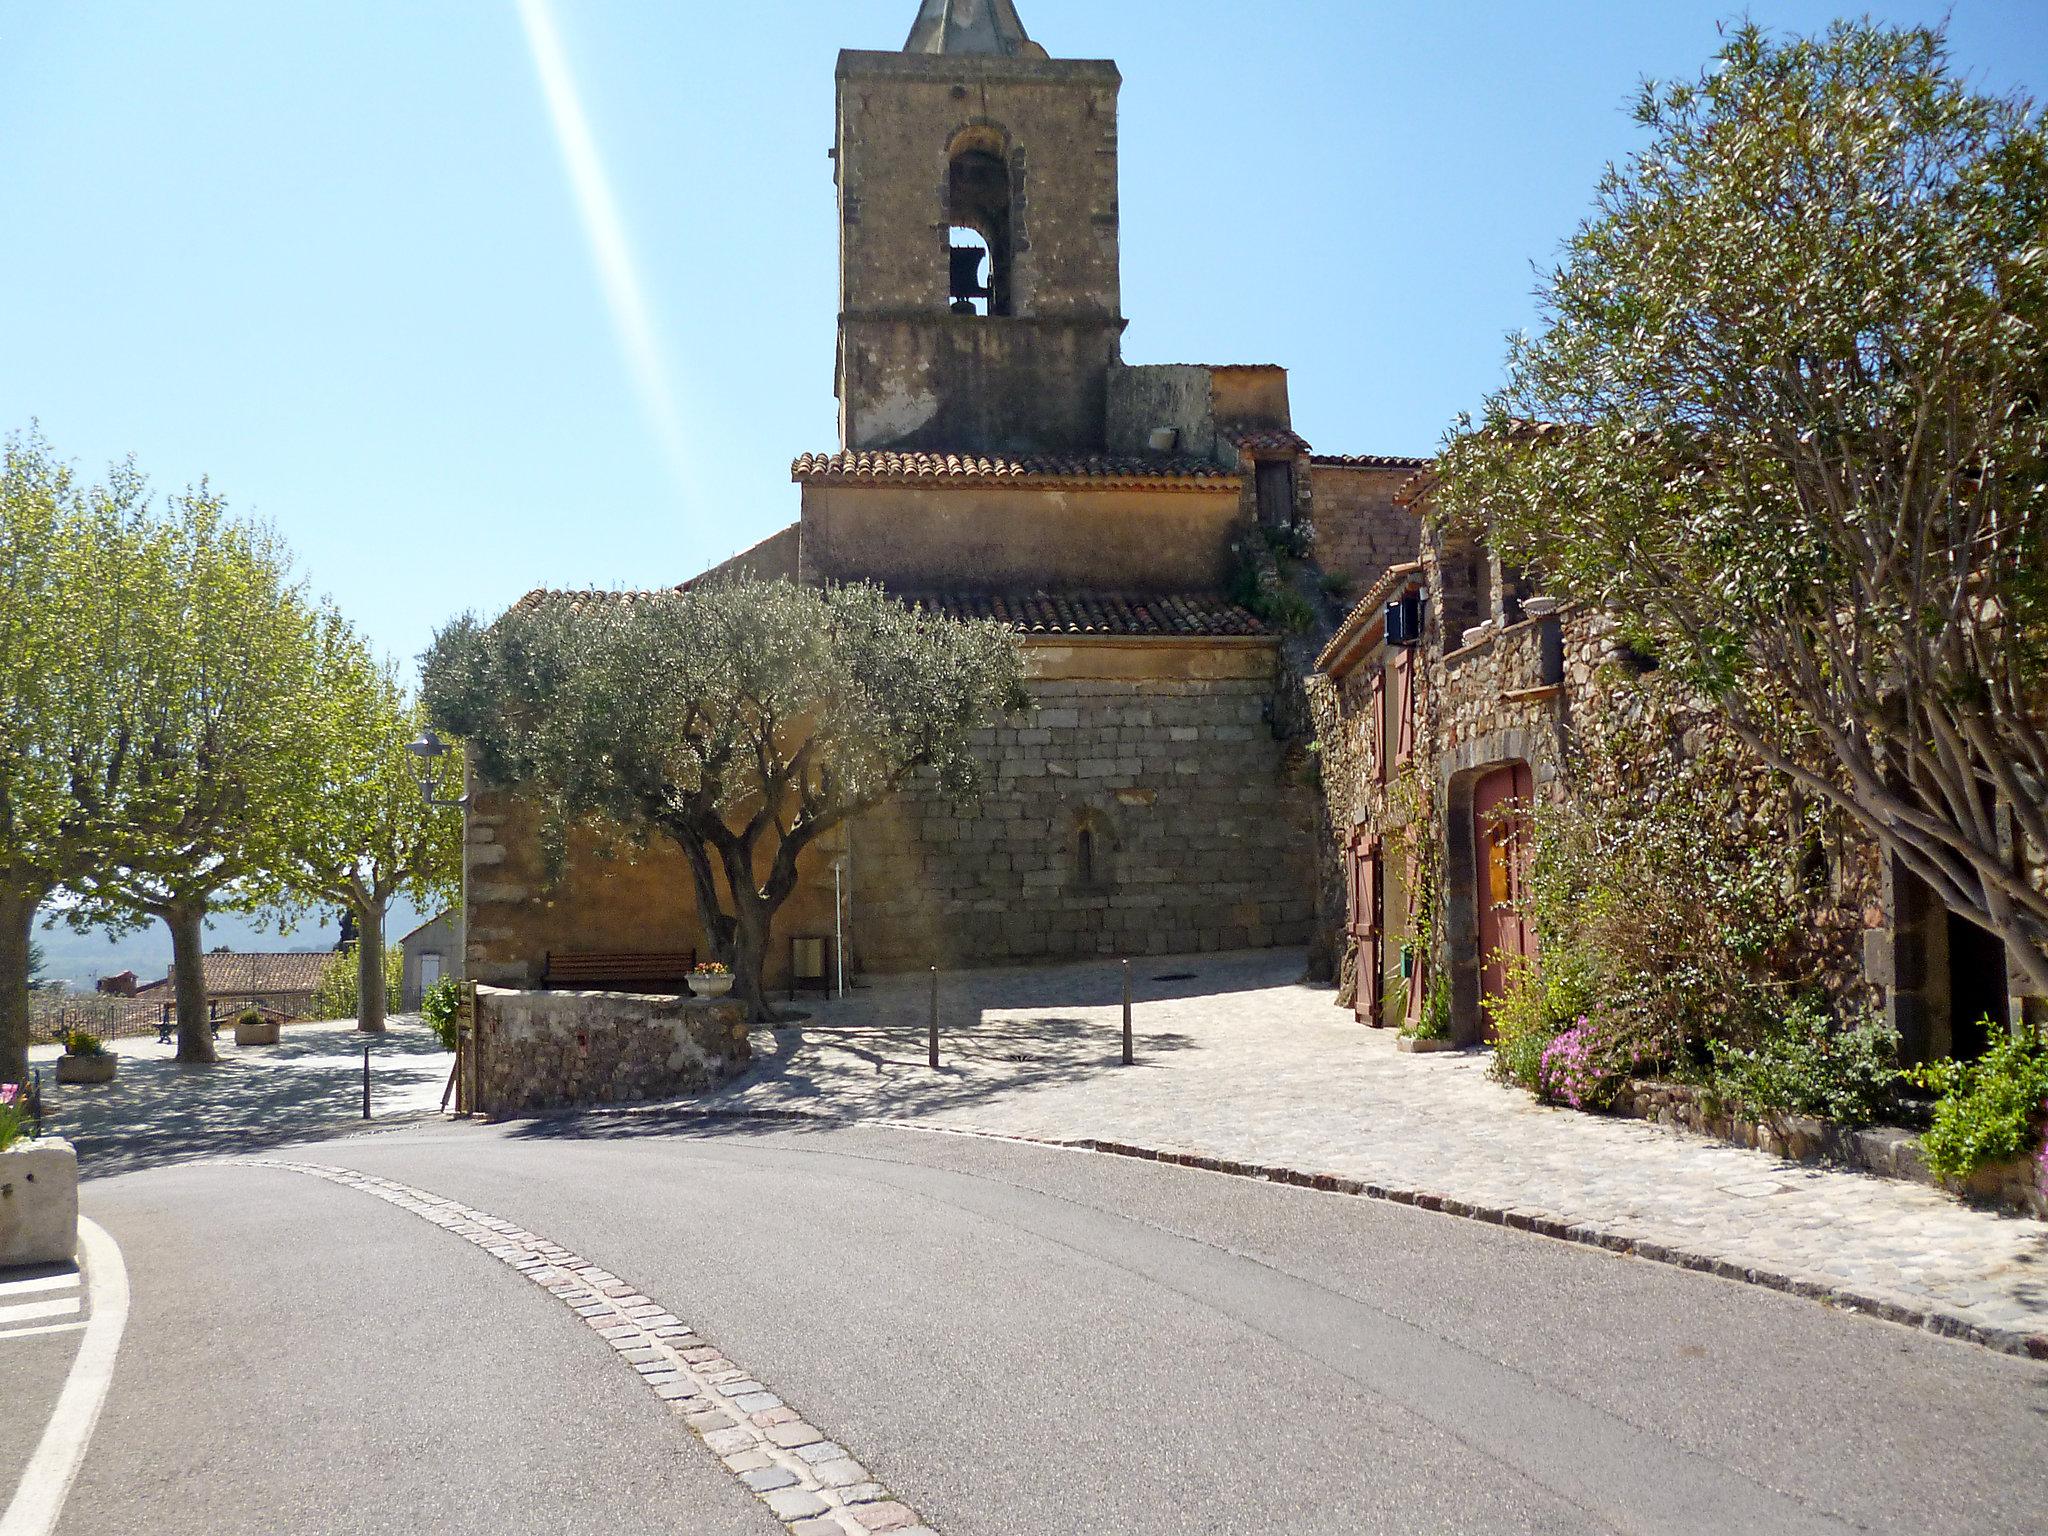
[1308,464,1420,594]
[851,662,1317,970]
[473,987,749,1118]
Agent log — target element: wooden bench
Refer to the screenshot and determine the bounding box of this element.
[542,951,699,994]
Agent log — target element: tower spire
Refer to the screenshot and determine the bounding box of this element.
[904,0,1045,58]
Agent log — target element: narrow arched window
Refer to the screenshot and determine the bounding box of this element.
[947,131,1013,316]
[1077,825,1096,886]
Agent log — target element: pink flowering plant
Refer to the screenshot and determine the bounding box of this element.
[0,1084,24,1153]
[1538,1015,1630,1111]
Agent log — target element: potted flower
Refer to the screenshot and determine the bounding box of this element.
[56,1029,116,1085]
[0,1084,77,1267]
[234,1006,281,1047]
[689,961,734,999]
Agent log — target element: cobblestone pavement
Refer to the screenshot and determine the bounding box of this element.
[27,1018,453,1175]
[702,950,2048,1354]
[254,1160,937,1536]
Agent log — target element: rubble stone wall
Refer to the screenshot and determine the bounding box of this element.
[473,987,749,1119]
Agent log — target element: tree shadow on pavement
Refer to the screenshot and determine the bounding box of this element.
[504,1011,1197,1148]
[35,1023,456,1179]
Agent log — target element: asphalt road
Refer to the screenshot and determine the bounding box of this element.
[12,1115,2047,1535]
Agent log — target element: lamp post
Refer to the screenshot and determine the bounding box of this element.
[407,728,468,810]
[410,727,471,1110]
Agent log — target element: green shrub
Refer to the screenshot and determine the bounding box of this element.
[1319,569,1354,600]
[312,944,404,1021]
[236,1007,263,1029]
[1487,945,1598,1091]
[1913,1030,2048,1182]
[61,1029,106,1057]
[420,977,465,1051]
[1712,997,1901,1128]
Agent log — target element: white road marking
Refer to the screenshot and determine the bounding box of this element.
[0,1299,79,1326]
[0,1219,129,1536]
[0,1274,80,1300]
[0,1323,86,1342]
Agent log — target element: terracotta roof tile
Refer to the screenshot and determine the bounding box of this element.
[1310,453,1432,471]
[898,590,1271,638]
[1225,426,1313,456]
[791,451,1239,488]
[1314,562,1425,675]
[133,952,330,999]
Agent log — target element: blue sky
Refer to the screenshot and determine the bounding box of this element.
[3,0,2044,691]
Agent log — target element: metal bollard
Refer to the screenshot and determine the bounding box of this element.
[1122,961,1133,1066]
[929,966,940,1069]
[30,1068,41,1138]
[362,1045,372,1120]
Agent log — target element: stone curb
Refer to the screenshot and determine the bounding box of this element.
[612,1104,2048,1363]
[239,1158,940,1536]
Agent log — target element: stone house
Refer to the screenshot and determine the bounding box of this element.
[464,2,1422,992]
[399,911,463,1011]
[1308,470,2039,1062]
[119,951,329,1030]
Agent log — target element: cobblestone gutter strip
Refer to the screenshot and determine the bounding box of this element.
[613,1107,2048,1363]
[241,1159,938,1536]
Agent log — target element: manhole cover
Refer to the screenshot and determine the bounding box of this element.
[1152,972,1197,982]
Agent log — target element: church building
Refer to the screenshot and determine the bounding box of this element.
[463,1,1419,991]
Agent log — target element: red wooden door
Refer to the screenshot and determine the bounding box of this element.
[1473,763,1536,1011]
[1347,836,1382,1025]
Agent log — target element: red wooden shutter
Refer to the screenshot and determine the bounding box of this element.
[1370,669,1387,785]
[1394,648,1416,765]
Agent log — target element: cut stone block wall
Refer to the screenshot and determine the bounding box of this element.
[851,671,1318,970]
[473,988,749,1118]
[1308,465,1420,594]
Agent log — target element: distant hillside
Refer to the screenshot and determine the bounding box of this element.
[34,898,432,990]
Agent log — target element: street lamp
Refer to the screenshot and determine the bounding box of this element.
[407,728,469,809]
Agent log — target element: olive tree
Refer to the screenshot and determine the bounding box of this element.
[423,580,1027,1020]
[276,634,460,1033]
[1437,21,2048,996]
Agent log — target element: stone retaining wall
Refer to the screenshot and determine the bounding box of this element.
[1614,1078,2045,1220]
[474,987,749,1119]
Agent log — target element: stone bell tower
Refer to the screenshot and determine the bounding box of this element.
[833,0,1126,454]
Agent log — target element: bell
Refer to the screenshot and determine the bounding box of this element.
[949,245,990,305]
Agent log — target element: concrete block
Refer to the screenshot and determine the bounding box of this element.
[0,1139,78,1267]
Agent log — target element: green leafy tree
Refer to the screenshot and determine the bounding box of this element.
[275,633,459,1033]
[423,580,1027,1021]
[0,429,156,1082]
[63,492,332,1063]
[1436,21,2048,997]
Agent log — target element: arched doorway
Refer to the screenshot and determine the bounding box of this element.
[1472,761,1535,1025]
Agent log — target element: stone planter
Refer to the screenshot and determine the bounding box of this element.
[689,974,735,1000]
[55,1053,116,1085]
[0,1137,78,1267]
[234,1016,282,1046]
[1397,1036,1458,1054]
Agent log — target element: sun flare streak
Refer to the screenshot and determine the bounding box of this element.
[513,0,692,489]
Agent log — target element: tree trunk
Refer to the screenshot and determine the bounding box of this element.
[730,898,773,1024]
[355,901,388,1034]
[0,888,38,1087]
[166,900,217,1064]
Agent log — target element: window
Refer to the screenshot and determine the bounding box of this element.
[1255,460,1295,528]
[1441,536,1489,643]
[947,131,1013,316]
[1072,810,1115,890]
